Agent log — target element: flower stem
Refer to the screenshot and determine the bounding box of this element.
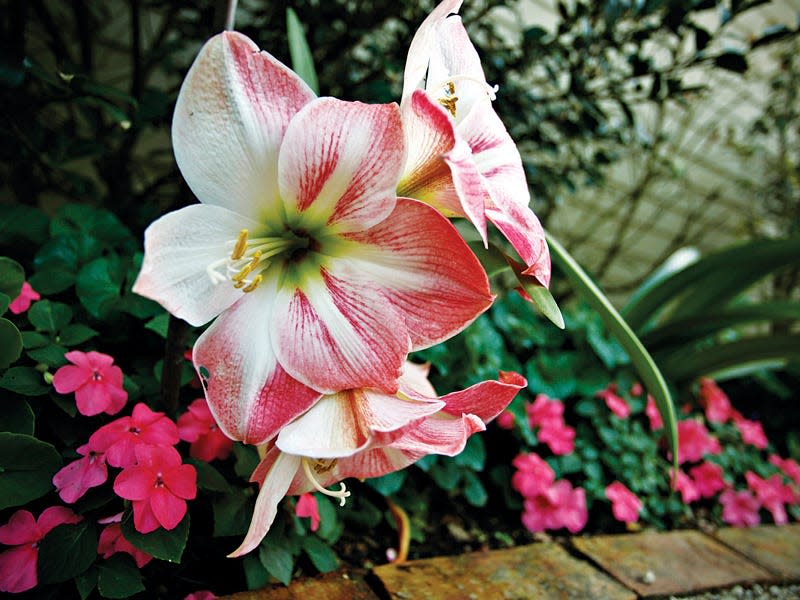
[160,315,188,418]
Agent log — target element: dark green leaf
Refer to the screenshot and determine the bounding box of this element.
[0,292,8,315]
[463,470,488,507]
[286,8,320,94]
[27,344,69,367]
[0,205,49,244]
[0,257,24,299]
[120,511,189,563]
[0,318,22,369]
[58,324,99,346]
[38,521,98,584]
[0,398,35,434]
[302,535,338,573]
[244,554,270,590]
[366,470,406,496]
[233,444,260,479]
[144,313,170,338]
[76,257,124,318]
[188,458,231,493]
[0,366,50,395]
[429,459,461,490]
[21,331,49,349]
[97,555,145,599]
[0,432,61,509]
[212,489,252,537]
[75,565,98,600]
[28,300,73,333]
[29,267,76,295]
[259,540,294,585]
[454,435,486,471]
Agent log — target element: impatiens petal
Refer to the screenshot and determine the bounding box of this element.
[53,453,108,504]
[193,284,322,444]
[163,464,198,500]
[342,198,493,350]
[230,450,301,557]
[133,204,263,327]
[149,489,187,531]
[75,383,111,417]
[0,545,38,593]
[295,493,320,532]
[172,31,315,223]
[52,364,91,394]
[278,98,404,234]
[36,506,82,536]
[84,351,115,371]
[132,499,161,534]
[0,511,38,545]
[114,467,155,502]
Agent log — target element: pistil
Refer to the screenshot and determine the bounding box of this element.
[301,458,351,507]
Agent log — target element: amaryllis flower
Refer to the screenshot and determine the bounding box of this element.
[745,471,791,525]
[89,403,180,468]
[671,468,701,504]
[511,452,555,498]
[97,513,153,568]
[719,489,760,527]
[52,351,128,416]
[537,420,575,456]
[133,31,493,446]
[398,0,550,286]
[645,395,663,431]
[294,493,320,532]
[596,384,630,419]
[0,507,81,593]
[733,415,768,449]
[688,461,727,499]
[605,481,642,524]
[521,480,587,534]
[677,420,721,464]
[698,378,732,424]
[113,445,197,534]
[526,394,563,430]
[177,398,234,462]
[52,443,107,503]
[230,363,525,556]
[8,281,40,315]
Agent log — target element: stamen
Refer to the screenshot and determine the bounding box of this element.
[242,274,263,293]
[302,458,351,507]
[231,229,249,260]
[231,251,262,282]
[430,74,499,105]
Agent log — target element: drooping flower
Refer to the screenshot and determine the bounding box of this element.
[645,395,663,431]
[0,507,82,593]
[698,378,732,424]
[89,402,180,468]
[745,471,791,525]
[521,480,587,534]
[677,420,721,464]
[113,445,197,534]
[537,420,576,456]
[295,493,320,532]
[511,452,555,498]
[52,443,108,503]
[671,468,701,504]
[230,364,525,556]
[398,0,550,286]
[97,513,153,568]
[526,394,564,430]
[605,481,642,524]
[8,281,40,315]
[52,351,128,416]
[733,415,768,449]
[596,384,630,419]
[177,398,235,462]
[133,31,494,447]
[688,461,727,499]
[719,489,760,527]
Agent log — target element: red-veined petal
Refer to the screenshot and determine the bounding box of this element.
[436,371,526,422]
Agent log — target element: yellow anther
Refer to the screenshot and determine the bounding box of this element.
[231,250,262,282]
[231,229,249,260]
[233,280,246,289]
[438,81,458,117]
[242,275,263,293]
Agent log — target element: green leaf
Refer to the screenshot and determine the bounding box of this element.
[546,231,678,470]
[366,470,407,496]
[21,331,49,348]
[467,241,511,277]
[27,343,69,367]
[286,8,320,94]
[454,435,486,471]
[144,313,170,338]
[58,324,99,345]
[0,318,22,369]
[0,204,49,244]
[233,444,260,479]
[0,257,24,299]
[244,554,270,590]
[120,511,189,563]
[38,521,98,584]
[29,267,76,295]
[0,366,50,395]
[259,539,295,585]
[302,535,339,573]
[28,300,73,333]
[0,432,61,509]
[506,255,564,329]
[463,470,488,507]
[75,565,98,600]
[76,256,124,318]
[0,292,8,315]
[0,398,35,434]
[187,458,231,493]
[97,555,145,599]
[212,489,252,537]
[429,459,462,491]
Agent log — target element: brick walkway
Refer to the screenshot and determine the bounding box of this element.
[223,524,800,599]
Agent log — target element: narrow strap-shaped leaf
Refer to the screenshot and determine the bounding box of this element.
[546,231,678,468]
[286,8,320,95]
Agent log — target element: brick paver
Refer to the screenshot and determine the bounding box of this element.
[223,570,379,600]
[714,524,800,581]
[572,530,775,598]
[372,542,636,600]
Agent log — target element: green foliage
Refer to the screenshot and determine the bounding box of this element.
[97,556,145,599]
[38,521,98,584]
[0,432,62,509]
[120,511,190,563]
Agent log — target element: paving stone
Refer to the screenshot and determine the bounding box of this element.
[222,570,379,600]
[713,524,800,581]
[573,530,775,598]
[372,542,636,600]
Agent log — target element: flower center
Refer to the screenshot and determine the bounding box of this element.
[92,370,102,382]
[301,457,351,507]
[155,472,164,488]
[206,228,310,293]
[430,76,499,119]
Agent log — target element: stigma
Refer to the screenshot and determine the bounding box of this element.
[432,76,500,119]
[301,458,351,507]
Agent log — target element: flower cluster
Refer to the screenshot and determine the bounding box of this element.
[526,394,575,455]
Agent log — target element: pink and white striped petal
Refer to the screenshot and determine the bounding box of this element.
[133,204,262,326]
[172,31,315,223]
[278,98,404,234]
[193,278,322,445]
[341,198,493,350]
[271,268,410,394]
[486,205,551,286]
[437,371,527,422]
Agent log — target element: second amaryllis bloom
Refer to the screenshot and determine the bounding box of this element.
[133,31,493,446]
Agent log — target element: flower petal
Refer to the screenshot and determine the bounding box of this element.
[392,412,485,457]
[75,384,111,417]
[0,511,37,545]
[149,489,187,531]
[113,467,154,501]
[52,365,91,394]
[164,465,197,500]
[132,499,161,534]
[229,451,301,557]
[36,506,82,536]
[0,545,38,593]
[193,280,322,445]
[341,198,493,350]
[172,31,315,222]
[437,371,527,422]
[133,204,263,327]
[279,98,404,234]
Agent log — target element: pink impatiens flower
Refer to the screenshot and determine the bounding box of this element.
[672,468,701,504]
[698,378,732,424]
[521,480,587,534]
[0,507,82,593]
[733,415,768,449]
[133,31,494,449]
[295,493,320,532]
[511,453,555,498]
[185,592,216,600]
[97,513,153,568]
[769,454,800,487]
[720,489,760,527]
[177,398,234,462]
[52,443,108,503]
[677,420,721,464]
[113,445,197,534]
[8,281,40,315]
[89,402,180,468]
[688,461,727,499]
[645,395,663,431]
[526,394,564,429]
[596,384,630,419]
[537,420,576,456]
[605,481,642,524]
[745,471,791,525]
[52,350,128,416]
